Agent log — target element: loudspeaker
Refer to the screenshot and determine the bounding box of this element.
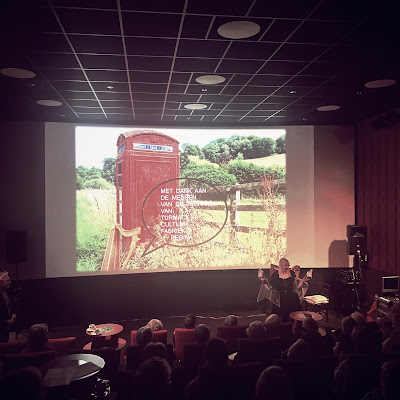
[346,225,367,255]
[6,231,27,264]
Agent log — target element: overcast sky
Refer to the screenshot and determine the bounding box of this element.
[75,125,285,168]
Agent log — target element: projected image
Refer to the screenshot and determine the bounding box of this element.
[76,127,286,273]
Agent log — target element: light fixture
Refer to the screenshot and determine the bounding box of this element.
[61,114,66,117]
[289,90,297,94]
[196,75,226,85]
[302,117,307,121]
[36,100,62,107]
[202,88,207,92]
[184,104,207,110]
[106,85,114,89]
[1,68,36,79]
[317,105,340,112]
[356,91,362,95]
[364,79,396,89]
[217,21,260,39]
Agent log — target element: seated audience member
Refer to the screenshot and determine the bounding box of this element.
[265,313,281,325]
[184,314,197,329]
[382,301,400,354]
[0,367,42,400]
[136,326,153,349]
[147,318,164,331]
[143,342,167,361]
[333,316,357,360]
[194,324,210,345]
[224,314,238,326]
[287,338,311,360]
[24,323,54,353]
[137,357,172,400]
[351,310,367,325]
[301,317,334,357]
[185,338,230,399]
[246,320,267,341]
[362,360,400,400]
[334,324,383,394]
[256,366,294,400]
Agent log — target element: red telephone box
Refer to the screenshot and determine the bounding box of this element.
[102,129,180,271]
[116,129,180,238]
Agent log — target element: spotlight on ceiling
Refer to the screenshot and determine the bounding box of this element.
[217,21,260,39]
[184,104,207,110]
[289,90,297,94]
[106,85,114,90]
[364,79,396,89]
[196,75,226,85]
[1,68,36,79]
[36,100,62,107]
[317,105,340,112]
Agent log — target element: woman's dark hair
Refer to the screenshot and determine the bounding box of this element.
[184,314,196,329]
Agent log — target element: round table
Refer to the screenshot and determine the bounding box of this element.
[86,323,124,350]
[289,311,323,333]
[41,353,104,387]
[86,323,123,337]
[289,311,324,322]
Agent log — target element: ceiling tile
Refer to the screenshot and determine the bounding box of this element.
[121,0,185,12]
[186,85,222,95]
[260,61,308,75]
[219,86,243,96]
[167,93,199,102]
[226,42,280,60]
[272,43,329,62]
[289,21,357,45]
[247,110,277,117]
[240,86,276,96]
[128,56,173,71]
[174,58,219,73]
[52,0,118,9]
[181,15,215,39]
[33,33,71,53]
[92,82,130,91]
[70,35,124,54]
[178,39,229,58]
[171,73,192,84]
[136,102,165,109]
[132,93,165,101]
[225,103,259,111]
[30,53,79,68]
[200,94,233,103]
[309,0,375,21]
[318,45,371,63]
[56,8,121,35]
[249,75,290,86]
[255,103,287,110]
[216,59,264,74]
[53,81,91,91]
[168,84,187,94]
[131,71,171,83]
[132,83,168,93]
[79,54,126,69]
[96,91,130,100]
[285,75,330,87]
[249,0,321,18]
[187,0,255,15]
[125,37,176,57]
[231,95,266,103]
[86,70,128,82]
[60,91,97,100]
[299,62,345,76]
[41,68,86,80]
[122,12,181,37]
[99,100,133,107]
[67,99,102,107]
[259,20,300,42]
[134,108,162,115]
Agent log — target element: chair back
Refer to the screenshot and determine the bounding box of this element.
[3,350,56,374]
[237,337,281,364]
[125,345,145,371]
[48,336,77,356]
[264,322,292,350]
[182,343,205,371]
[216,324,248,354]
[130,329,168,346]
[0,339,28,359]
[174,328,196,362]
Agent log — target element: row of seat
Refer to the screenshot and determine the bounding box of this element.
[130,321,293,360]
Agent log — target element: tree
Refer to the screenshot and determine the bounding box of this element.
[102,157,116,185]
[182,163,237,186]
[276,134,286,154]
[182,143,204,159]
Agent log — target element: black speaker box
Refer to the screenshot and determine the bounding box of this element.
[346,225,367,255]
[6,231,27,264]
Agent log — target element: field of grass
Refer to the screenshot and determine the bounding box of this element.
[76,187,286,272]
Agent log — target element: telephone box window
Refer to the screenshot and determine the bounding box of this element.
[118,162,122,175]
[118,144,125,153]
[118,176,122,187]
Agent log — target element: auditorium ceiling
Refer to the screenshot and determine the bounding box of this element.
[1,0,399,127]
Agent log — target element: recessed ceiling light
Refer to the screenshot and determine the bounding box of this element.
[356,91,362,95]
[61,114,66,117]
[107,85,114,89]
[36,100,62,107]
[317,105,340,112]
[302,118,307,121]
[187,117,191,120]
[1,68,36,79]
[217,21,260,39]
[364,79,396,89]
[184,104,207,110]
[195,75,226,85]
[289,90,297,94]
[202,88,207,92]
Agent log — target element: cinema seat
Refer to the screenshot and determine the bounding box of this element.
[216,324,248,354]
[48,336,77,356]
[130,329,168,346]
[264,322,293,350]
[0,339,28,359]
[174,328,196,362]
[237,337,281,364]
[3,350,56,374]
